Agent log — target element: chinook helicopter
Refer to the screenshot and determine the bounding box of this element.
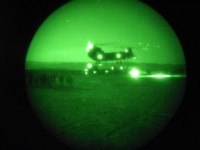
[86,41,134,63]
[84,41,135,75]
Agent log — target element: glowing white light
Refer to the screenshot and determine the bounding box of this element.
[116,53,121,59]
[125,49,128,53]
[130,68,140,78]
[150,74,171,78]
[97,54,103,60]
[120,66,123,70]
[111,66,114,70]
[86,41,94,52]
[87,63,92,69]
[88,43,93,49]
[105,70,108,73]
[85,72,88,75]
[93,70,96,74]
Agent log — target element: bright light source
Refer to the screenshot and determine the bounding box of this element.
[87,63,92,69]
[150,74,171,78]
[93,70,96,74]
[130,68,140,78]
[120,66,123,70]
[97,54,103,60]
[88,43,93,49]
[125,49,128,53]
[111,66,114,70]
[116,53,121,59]
[105,70,108,73]
[86,41,94,52]
[85,72,88,75]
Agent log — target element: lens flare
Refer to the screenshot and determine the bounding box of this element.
[97,54,103,60]
[150,74,172,78]
[87,63,92,69]
[130,68,140,78]
[86,41,93,52]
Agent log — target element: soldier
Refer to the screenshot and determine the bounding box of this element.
[66,75,73,88]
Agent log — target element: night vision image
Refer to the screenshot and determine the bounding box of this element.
[25,0,186,150]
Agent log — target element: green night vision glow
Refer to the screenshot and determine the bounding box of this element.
[116,53,121,59]
[150,74,172,78]
[97,54,103,60]
[87,63,92,69]
[86,41,93,52]
[130,68,140,78]
[25,0,186,150]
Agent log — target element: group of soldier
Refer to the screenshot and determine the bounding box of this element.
[25,70,74,88]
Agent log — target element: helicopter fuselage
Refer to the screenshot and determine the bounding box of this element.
[87,46,134,62]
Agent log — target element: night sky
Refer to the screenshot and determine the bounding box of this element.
[26,0,186,64]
